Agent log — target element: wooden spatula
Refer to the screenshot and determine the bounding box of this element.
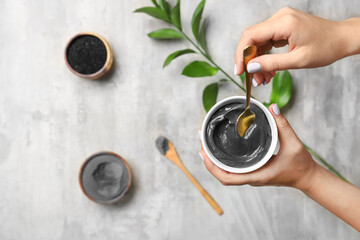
[156,136,223,215]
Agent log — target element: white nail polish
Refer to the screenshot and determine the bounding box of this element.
[199,152,204,161]
[247,62,261,73]
[198,130,202,140]
[252,78,258,87]
[273,103,280,116]
[233,64,238,75]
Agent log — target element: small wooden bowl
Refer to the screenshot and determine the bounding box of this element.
[65,32,113,79]
[79,151,132,204]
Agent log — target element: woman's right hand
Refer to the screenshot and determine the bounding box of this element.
[234,7,360,86]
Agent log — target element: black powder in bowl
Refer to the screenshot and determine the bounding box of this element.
[66,34,107,75]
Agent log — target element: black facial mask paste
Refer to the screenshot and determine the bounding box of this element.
[205,101,272,168]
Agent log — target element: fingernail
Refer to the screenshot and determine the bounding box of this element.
[199,152,204,161]
[247,62,261,73]
[252,78,258,87]
[233,64,238,75]
[263,80,266,85]
[273,103,280,116]
[198,130,202,140]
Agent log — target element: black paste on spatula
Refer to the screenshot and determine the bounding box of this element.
[155,136,169,155]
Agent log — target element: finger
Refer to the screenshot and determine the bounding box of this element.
[269,103,296,144]
[272,39,288,48]
[201,151,232,183]
[263,72,272,85]
[257,42,273,56]
[247,51,301,73]
[267,7,295,21]
[201,151,252,185]
[235,18,285,75]
[235,7,298,75]
[253,73,264,87]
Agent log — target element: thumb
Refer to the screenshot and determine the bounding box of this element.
[248,51,300,73]
[269,103,296,143]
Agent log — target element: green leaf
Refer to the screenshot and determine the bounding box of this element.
[191,0,205,39]
[148,28,183,39]
[170,0,182,30]
[159,0,166,8]
[165,2,171,15]
[159,0,171,15]
[219,78,228,83]
[151,0,160,8]
[263,102,271,108]
[304,144,349,183]
[269,70,293,108]
[203,82,218,112]
[198,20,207,53]
[182,61,218,77]
[134,7,170,23]
[163,49,195,68]
[239,72,245,85]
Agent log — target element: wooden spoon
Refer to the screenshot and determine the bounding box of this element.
[155,136,223,215]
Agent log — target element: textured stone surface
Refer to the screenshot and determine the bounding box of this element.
[0,0,359,239]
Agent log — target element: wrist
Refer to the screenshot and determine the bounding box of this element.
[294,161,323,193]
[337,18,360,57]
[298,163,325,194]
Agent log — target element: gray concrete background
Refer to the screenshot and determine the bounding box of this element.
[0,0,359,239]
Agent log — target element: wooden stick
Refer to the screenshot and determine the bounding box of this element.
[166,142,223,215]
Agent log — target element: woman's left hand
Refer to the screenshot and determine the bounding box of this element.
[200,103,318,191]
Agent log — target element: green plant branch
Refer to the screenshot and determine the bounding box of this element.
[304,144,349,182]
[180,31,245,91]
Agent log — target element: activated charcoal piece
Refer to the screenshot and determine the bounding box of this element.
[67,35,107,74]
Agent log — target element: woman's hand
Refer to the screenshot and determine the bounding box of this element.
[200,104,360,230]
[200,103,318,191]
[200,105,360,230]
[234,7,359,86]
